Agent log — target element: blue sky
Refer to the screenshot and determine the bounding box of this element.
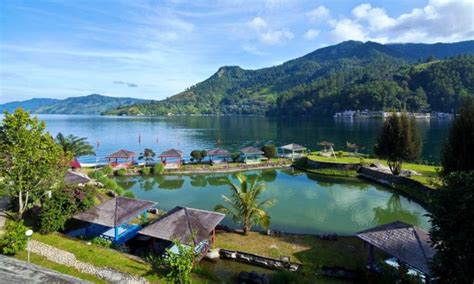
[1,0,473,103]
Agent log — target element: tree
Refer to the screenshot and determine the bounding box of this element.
[214,173,273,234]
[190,150,207,163]
[139,148,155,166]
[441,96,474,175]
[0,109,69,219]
[261,144,276,159]
[429,171,474,283]
[156,239,196,284]
[374,113,422,175]
[55,132,95,157]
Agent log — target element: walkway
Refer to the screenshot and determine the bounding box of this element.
[30,240,148,284]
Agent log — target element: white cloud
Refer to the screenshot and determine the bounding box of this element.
[260,30,294,44]
[303,29,320,40]
[307,5,330,23]
[329,0,474,43]
[247,17,268,31]
[241,44,267,56]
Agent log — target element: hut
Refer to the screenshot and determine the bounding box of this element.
[71,197,155,245]
[65,170,91,185]
[357,221,435,281]
[159,149,183,169]
[138,206,225,255]
[318,141,336,158]
[69,157,81,169]
[106,149,136,168]
[277,143,307,160]
[240,147,265,164]
[207,148,231,164]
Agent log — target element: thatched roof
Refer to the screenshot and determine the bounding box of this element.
[138,206,225,245]
[65,171,90,184]
[106,149,136,159]
[280,143,307,151]
[318,141,334,147]
[159,149,183,157]
[207,148,231,156]
[357,221,435,276]
[73,197,155,227]
[240,146,264,155]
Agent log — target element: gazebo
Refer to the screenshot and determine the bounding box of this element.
[71,197,155,245]
[357,221,435,281]
[318,141,336,158]
[207,148,231,164]
[277,143,307,160]
[159,149,183,169]
[240,147,265,164]
[106,149,136,168]
[65,170,91,185]
[69,157,81,169]
[138,206,225,254]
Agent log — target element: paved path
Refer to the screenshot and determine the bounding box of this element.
[30,240,148,284]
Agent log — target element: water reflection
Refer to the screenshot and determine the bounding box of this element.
[117,169,430,234]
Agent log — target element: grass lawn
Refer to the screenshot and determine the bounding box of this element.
[15,251,107,284]
[215,231,378,271]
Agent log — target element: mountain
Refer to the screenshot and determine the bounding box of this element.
[106,40,474,116]
[0,98,60,113]
[1,94,147,115]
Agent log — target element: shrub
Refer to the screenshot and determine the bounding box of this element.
[116,168,128,176]
[142,167,151,175]
[102,165,113,175]
[89,170,105,179]
[261,144,276,159]
[91,237,112,248]
[336,150,344,157]
[231,152,240,162]
[0,220,29,255]
[190,150,207,163]
[153,163,165,175]
[122,191,135,198]
[39,186,96,234]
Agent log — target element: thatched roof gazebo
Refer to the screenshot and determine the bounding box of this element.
[207,148,231,164]
[106,149,136,168]
[278,143,307,160]
[71,197,155,244]
[65,171,91,185]
[138,206,225,247]
[240,146,265,164]
[357,221,435,280]
[159,149,183,169]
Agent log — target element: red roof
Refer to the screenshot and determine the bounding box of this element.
[70,157,81,168]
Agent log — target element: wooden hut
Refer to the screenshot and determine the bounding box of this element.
[65,170,91,185]
[138,206,225,254]
[240,147,265,164]
[277,143,307,160]
[357,221,435,281]
[159,149,183,169]
[207,148,231,164]
[106,149,136,168]
[69,157,81,169]
[71,197,155,245]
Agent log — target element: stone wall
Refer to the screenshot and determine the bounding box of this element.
[305,158,361,171]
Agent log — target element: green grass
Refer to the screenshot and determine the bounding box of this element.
[15,251,107,284]
[305,168,359,177]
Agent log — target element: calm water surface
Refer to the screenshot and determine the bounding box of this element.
[34,115,437,234]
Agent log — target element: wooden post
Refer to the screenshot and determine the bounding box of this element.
[211,228,216,245]
[115,226,119,241]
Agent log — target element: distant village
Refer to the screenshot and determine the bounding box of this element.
[333,110,454,120]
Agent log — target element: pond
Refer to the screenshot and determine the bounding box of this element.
[117,169,430,235]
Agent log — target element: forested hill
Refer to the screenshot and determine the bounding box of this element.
[1,94,147,115]
[104,40,474,116]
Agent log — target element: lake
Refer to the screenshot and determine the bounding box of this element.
[35,114,440,234]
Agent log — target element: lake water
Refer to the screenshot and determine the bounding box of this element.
[34,114,439,234]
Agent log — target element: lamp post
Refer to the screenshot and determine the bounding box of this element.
[25,229,33,263]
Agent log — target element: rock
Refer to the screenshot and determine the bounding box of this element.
[204,248,220,260]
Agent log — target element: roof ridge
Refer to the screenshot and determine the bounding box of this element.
[183,207,197,245]
[181,206,226,216]
[412,227,430,264]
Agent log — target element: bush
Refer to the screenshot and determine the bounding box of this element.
[0,220,29,255]
[231,152,240,162]
[153,163,165,175]
[122,191,135,198]
[142,167,151,175]
[91,237,112,248]
[190,150,207,163]
[39,186,96,234]
[116,168,128,176]
[102,165,113,175]
[261,144,276,159]
[336,150,344,157]
[89,170,105,179]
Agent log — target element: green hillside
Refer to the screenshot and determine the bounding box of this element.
[104,40,474,116]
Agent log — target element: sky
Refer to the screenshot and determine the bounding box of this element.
[0,0,473,103]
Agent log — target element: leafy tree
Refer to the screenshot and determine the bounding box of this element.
[374,113,422,175]
[190,150,207,163]
[0,220,29,255]
[261,144,276,159]
[157,239,196,284]
[441,96,474,175]
[153,163,165,175]
[0,109,70,219]
[139,148,155,166]
[55,132,95,157]
[429,171,474,283]
[231,152,240,162]
[214,173,274,234]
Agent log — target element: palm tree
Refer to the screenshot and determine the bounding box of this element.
[214,173,274,235]
[139,148,155,167]
[55,132,95,157]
